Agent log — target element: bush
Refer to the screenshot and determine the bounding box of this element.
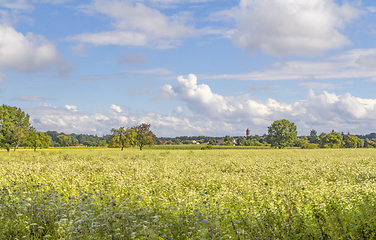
[201,145,213,150]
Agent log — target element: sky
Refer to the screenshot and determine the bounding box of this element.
[1,0,376,137]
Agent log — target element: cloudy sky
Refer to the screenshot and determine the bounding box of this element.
[1,0,376,137]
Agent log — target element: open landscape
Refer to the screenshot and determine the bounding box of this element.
[2,0,376,239]
[1,148,376,239]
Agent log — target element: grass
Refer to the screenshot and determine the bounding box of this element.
[0,148,376,239]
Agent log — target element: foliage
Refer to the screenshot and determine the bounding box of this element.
[109,127,137,150]
[23,131,51,151]
[266,119,298,148]
[208,139,217,145]
[45,131,109,147]
[309,129,320,143]
[298,136,309,149]
[345,135,362,148]
[131,123,157,150]
[321,131,345,148]
[0,105,32,151]
[1,149,376,239]
[56,135,71,147]
[201,145,213,150]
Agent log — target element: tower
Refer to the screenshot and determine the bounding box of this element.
[246,128,250,137]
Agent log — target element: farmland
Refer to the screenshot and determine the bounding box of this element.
[1,149,376,239]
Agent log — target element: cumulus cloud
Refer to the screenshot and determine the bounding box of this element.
[0,24,72,75]
[160,74,376,135]
[26,104,210,136]
[65,105,77,111]
[65,0,219,49]
[215,0,361,56]
[110,104,122,113]
[26,83,376,136]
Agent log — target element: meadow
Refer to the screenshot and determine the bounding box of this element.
[1,148,376,239]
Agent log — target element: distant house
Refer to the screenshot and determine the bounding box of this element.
[192,140,200,144]
[217,140,224,145]
[160,140,168,144]
[364,140,376,148]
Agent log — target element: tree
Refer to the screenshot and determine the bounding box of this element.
[0,105,32,151]
[24,131,51,151]
[98,140,107,147]
[321,131,344,148]
[298,136,309,149]
[309,130,320,144]
[208,139,217,145]
[57,135,71,147]
[109,127,137,150]
[237,136,247,146]
[131,123,157,150]
[72,138,79,146]
[174,138,181,145]
[266,119,298,149]
[345,135,363,148]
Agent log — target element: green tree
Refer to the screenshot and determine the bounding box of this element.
[174,138,181,145]
[57,135,71,147]
[131,123,157,150]
[72,138,79,146]
[345,135,362,148]
[98,140,107,147]
[237,136,247,146]
[109,127,137,150]
[357,138,364,148]
[208,139,217,145]
[309,130,320,144]
[24,131,51,151]
[0,105,32,151]
[321,131,344,148]
[266,119,298,149]
[298,136,309,149]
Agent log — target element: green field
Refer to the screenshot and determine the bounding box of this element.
[1,149,376,239]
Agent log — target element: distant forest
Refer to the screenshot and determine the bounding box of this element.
[44,131,376,147]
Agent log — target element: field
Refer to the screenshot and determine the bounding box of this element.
[1,149,376,239]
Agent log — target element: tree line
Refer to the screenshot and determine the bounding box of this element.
[1,105,375,151]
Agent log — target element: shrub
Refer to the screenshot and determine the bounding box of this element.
[201,145,213,150]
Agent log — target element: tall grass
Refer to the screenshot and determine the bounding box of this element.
[0,149,375,239]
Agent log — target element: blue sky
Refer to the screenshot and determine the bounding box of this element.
[1,0,376,137]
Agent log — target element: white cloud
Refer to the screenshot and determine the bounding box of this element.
[160,74,376,135]
[26,82,376,136]
[199,48,376,82]
[64,105,77,111]
[0,0,34,10]
[65,0,220,49]
[0,0,72,11]
[217,0,361,56]
[110,104,122,113]
[0,24,72,75]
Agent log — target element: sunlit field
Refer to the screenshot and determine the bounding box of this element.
[1,149,376,239]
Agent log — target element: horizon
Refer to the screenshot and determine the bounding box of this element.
[1,0,376,137]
